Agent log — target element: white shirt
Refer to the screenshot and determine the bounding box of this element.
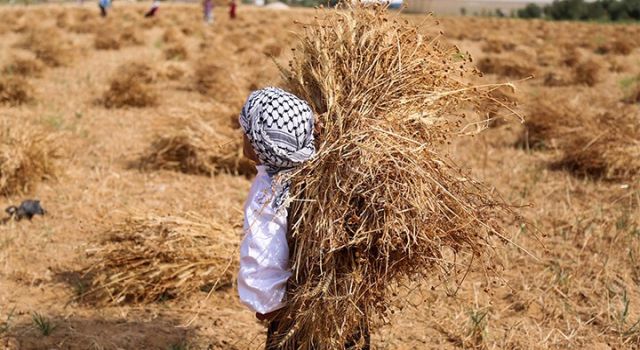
[237,166,291,314]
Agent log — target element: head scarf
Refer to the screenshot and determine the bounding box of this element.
[239,87,316,207]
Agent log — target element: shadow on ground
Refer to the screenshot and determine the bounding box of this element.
[5,315,193,350]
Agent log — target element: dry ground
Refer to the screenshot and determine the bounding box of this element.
[0,3,638,349]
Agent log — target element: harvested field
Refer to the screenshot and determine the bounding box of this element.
[0,3,638,350]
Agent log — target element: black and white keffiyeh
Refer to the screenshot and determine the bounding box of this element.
[239,87,316,207]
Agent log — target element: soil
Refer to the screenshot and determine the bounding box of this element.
[0,3,638,349]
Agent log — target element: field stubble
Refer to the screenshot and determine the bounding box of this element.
[0,3,638,349]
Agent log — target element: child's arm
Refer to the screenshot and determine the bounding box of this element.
[237,170,291,317]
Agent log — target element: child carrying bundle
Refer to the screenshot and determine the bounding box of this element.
[237,3,514,349]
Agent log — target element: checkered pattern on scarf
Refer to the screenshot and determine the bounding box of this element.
[239,87,316,177]
[239,87,316,208]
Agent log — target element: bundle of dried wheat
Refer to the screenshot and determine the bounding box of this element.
[272,4,515,349]
[0,121,58,195]
[138,116,255,177]
[82,213,239,305]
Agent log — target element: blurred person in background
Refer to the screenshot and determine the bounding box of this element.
[144,0,160,18]
[203,0,214,24]
[98,0,111,17]
[229,0,237,19]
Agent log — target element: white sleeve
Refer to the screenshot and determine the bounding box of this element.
[237,171,291,315]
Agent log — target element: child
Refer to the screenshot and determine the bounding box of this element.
[236,87,316,349]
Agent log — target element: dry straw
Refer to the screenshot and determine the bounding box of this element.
[81,213,238,305]
[119,25,145,46]
[477,56,536,79]
[623,78,640,104]
[164,43,188,61]
[101,62,158,108]
[95,25,145,50]
[520,95,639,181]
[517,92,580,150]
[554,108,640,181]
[94,28,122,50]
[274,4,515,348]
[0,121,58,196]
[193,59,245,105]
[2,56,45,78]
[0,76,33,106]
[15,27,74,67]
[574,59,601,87]
[69,10,99,34]
[137,116,255,177]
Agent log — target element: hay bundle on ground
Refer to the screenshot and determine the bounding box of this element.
[193,62,226,95]
[193,60,244,105]
[117,61,156,83]
[0,121,58,196]
[69,10,99,34]
[482,39,516,54]
[94,28,121,50]
[160,63,186,81]
[623,78,640,104]
[626,86,640,104]
[596,40,633,56]
[55,11,69,29]
[164,43,188,60]
[81,213,238,305]
[273,5,514,348]
[562,47,581,67]
[517,92,580,149]
[543,70,573,87]
[574,60,601,87]
[554,109,640,181]
[477,56,536,79]
[137,117,255,177]
[101,62,157,108]
[609,58,630,73]
[119,25,145,46]
[518,94,639,180]
[15,28,74,67]
[0,76,33,106]
[536,45,563,67]
[2,56,45,78]
[162,27,182,44]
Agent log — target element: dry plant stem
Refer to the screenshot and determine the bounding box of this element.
[522,94,640,181]
[101,62,158,108]
[137,116,255,177]
[81,213,238,305]
[274,4,516,349]
[0,121,58,196]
